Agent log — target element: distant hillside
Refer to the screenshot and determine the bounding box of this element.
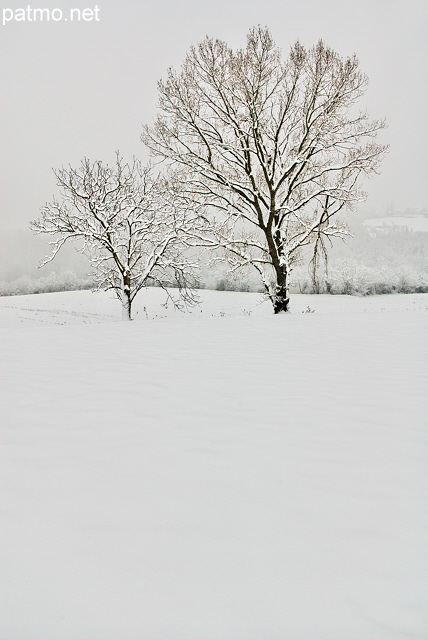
[364,216,428,234]
[293,217,428,295]
[0,230,93,295]
[1,212,428,297]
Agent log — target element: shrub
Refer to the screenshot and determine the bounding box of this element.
[0,271,95,297]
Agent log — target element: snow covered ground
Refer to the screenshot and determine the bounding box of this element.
[1,289,427,640]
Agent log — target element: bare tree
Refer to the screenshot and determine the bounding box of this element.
[142,27,387,313]
[31,154,202,320]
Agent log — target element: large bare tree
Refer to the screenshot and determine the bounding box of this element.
[142,27,387,312]
[31,154,202,320]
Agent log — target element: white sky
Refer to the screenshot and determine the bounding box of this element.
[1,0,427,231]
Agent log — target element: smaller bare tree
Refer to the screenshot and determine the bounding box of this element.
[31,154,202,320]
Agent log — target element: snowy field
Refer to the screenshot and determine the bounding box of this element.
[1,289,427,640]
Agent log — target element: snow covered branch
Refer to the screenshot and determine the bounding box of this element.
[142,27,387,313]
[31,154,206,319]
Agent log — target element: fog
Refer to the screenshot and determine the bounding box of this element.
[1,0,427,236]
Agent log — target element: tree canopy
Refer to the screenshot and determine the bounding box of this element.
[142,27,387,312]
[32,155,202,319]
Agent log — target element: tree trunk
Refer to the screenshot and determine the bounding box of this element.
[273,286,289,313]
[122,294,132,320]
[121,271,132,321]
[273,268,290,314]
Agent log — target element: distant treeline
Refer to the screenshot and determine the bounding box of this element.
[1,220,427,296]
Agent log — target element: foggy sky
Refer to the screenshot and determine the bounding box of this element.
[1,0,427,231]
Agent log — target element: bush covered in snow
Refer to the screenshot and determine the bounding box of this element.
[0,230,93,296]
[292,223,428,295]
[0,271,94,297]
